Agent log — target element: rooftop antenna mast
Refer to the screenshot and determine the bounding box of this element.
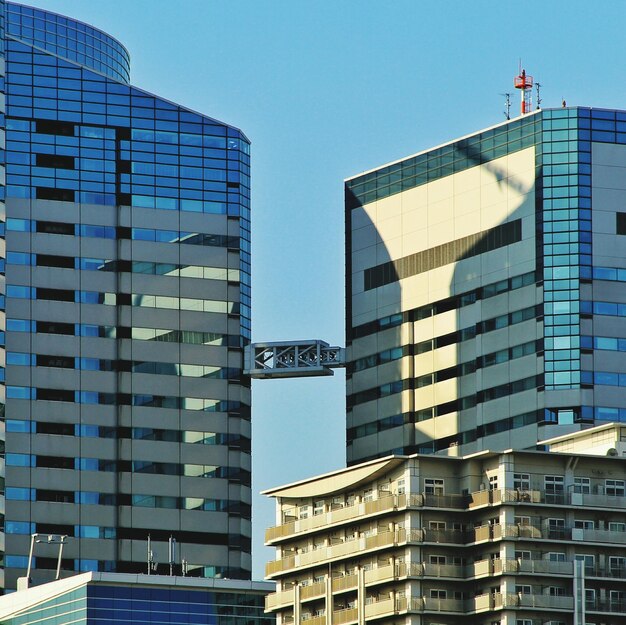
[168,535,177,576]
[501,93,511,120]
[535,82,542,110]
[147,535,156,575]
[514,64,534,115]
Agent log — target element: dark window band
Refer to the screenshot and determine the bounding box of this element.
[350,270,537,341]
[364,219,522,291]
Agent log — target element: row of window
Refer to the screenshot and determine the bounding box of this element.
[6,353,240,379]
[6,420,249,447]
[346,114,539,207]
[6,387,245,414]
[5,558,247,581]
[364,220,522,290]
[349,303,540,404]
[400,304,539,368]
[6,487,251,505]
[582,371,626,388]
[5,217,241,249]
[353,338,538,377]
[6,253,240,282]
[6,521,116,538]
[7,319,240,346]
[348,409,543,450]
[582,300,626,317]
[349,371,540,413]
[6,420,249,449]
[6,454,249,481]
[6,285,238,314]
[350,271,536,340]
[512,473,625,495]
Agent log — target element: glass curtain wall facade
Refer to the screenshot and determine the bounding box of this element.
[0,2,252,590]
[0,573,274,625]
[345,107,626,464]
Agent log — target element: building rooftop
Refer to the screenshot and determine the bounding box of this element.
[0,572,274,621]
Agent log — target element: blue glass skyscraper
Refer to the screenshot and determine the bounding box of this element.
[0,2,252,590]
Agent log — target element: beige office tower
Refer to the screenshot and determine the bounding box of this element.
[264,424,626,624]
[345,107,626,464]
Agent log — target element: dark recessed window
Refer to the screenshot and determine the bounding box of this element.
[37,388,74,402]
[36,455,74,469]
[36,421,74,436]
[36,120,75,136]
[36,489,73,503]
[36,187,75,202]
[36,320,74,335]
[617,212,626,234]
[36,254,74,269]
[36,287,74,302]
[36,220,74,235]
[36,153,75,169]
[37,355,74,369]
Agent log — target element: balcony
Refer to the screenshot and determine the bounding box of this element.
[364,564,395,585]
[504,489,626,510]
[517,594,575,611]
[504,558,573,576]
[301,582,326,601]
[267,489,626,547]
[332,608,358,625]
[266,529,411,578]
[420,528,465,544]
[266,495,405,544]
[364,598,395,619]
[420,562,465,578]
[586,599,626,614]
[266,589,295,611]
[419,597,465,613]
[332,573,358,593]
[574,528,626,544]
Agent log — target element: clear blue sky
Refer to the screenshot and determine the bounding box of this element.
[23,0,626,578]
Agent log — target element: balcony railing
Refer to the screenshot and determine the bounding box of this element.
[420,597,465,613]
[267,489,626,544]
[364,597,395,619]
[266,530,409,577]
[586,599,626,614]
[332,608,358,625]
[506,558,573,576]
[300,582,325,600]
[518,594,575,610]
[332,573,358,593]
[421,562,465,578]
[266,495,404,543]
[266,589,294,611]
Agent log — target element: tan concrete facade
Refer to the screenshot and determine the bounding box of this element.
[345,109,626,465]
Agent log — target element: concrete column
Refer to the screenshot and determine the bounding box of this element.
[357,566,365,625]
[325,568,332,625]
[294,583,300,625]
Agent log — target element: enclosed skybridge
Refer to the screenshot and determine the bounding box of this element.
[244,340,345,379]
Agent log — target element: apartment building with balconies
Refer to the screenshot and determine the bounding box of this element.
[264,424,626,625]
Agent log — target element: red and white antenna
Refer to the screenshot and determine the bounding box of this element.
[514,66,533,115]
